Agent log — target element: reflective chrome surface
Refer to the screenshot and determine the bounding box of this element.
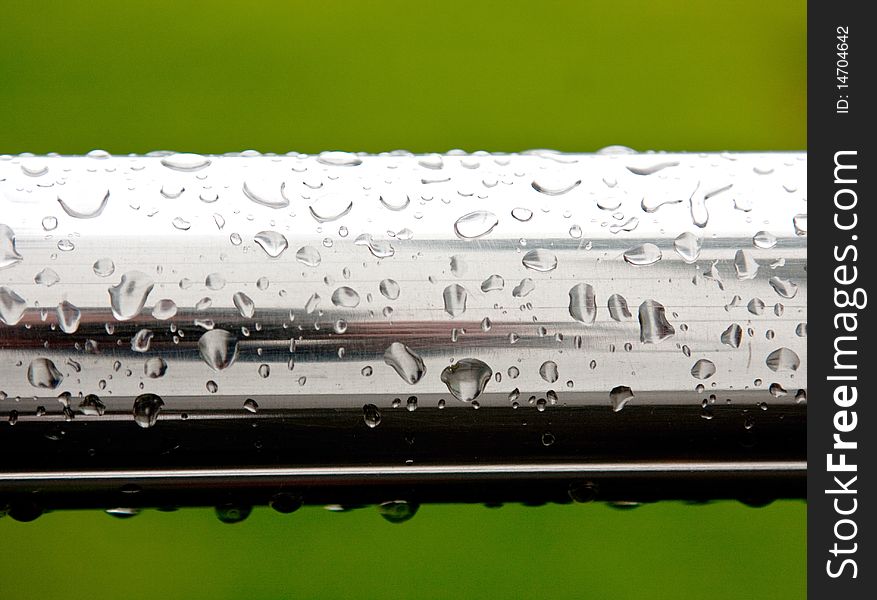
[0,150,806,508]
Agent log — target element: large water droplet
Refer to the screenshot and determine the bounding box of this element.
[332,286,361,308]
[766,347,801,372]
[152,299,178,320]
[57,301,81,334]
[539,361,559,383]
[380,279,401,300]
[607,294,632,321]
[34,268,61,287]
[144,357,168,378]
[0,224,23,270]
[440,358,492,402]
[454,211,499,239]
[691,359,716,380]
[254,231,289,258]
[57,188,110,219]
[522,249,557,272]
[673,232,701,264]
[768,277,798,299]
[108,271,154,321]
[638,300,675,343]
[233,292,255,318]
[623,243,662,266]
[363,403,382,428]
[443,284,468,316]
[160,153,210,171]
[481,274,504,292]
[721,323,743,348]
[27,358,63,389]
[293,245,321,267]
[378,500,419,524]
[309,193,353,222]
[753,231,777,249]
[747,297,765,315]
[0,286,27,325]
[512,278,535,298]
[610,386,634,412]
[568,283,596,324]
[383,342,426,384]
[198,329,239,371]
[734,249,759,280]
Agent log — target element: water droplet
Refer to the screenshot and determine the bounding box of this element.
[198,329,239,371]
[309,193,353,222]
[747,298,765,315]
[233,292,255,318]
[294,245,322,267]
[27,358,63,389]
[442,284,468,316]
[258,364,270,378]
[378,500,419,523]
[0,225,23,270]
[0,286,27,325]
[152,299,178,320]
[254,231,289,258]
[34,268,61,287]
[673,232,701,264]
[768,277,798,299]
[691,359,716,380]
[354,234,395,258]
[144,357,168,378]
[511,207,533,222]
[243,398,259,414]
[610,386,634,412]
[626,160,678,176]
[512,278,535,298]
[753,231,777,249]
[522,249,557,272]
[108,271,154,320]
[131,329,154,352]
[160,183,185,199]
[383,342,426,384]
[205,272,226,290]
[305,292,321,314]
[795,323,807,337]
[317,151,362,166]
[531,176,581,195]
[792,214,807,236]
[379,279,401,300]
[332,286,361,308]
[57,239,75,252]
[93,258,115,277]
[57,188,110,219]
[215,504,252,524]
[454,211,499,239]
[766,347,800,372]
[363,403,382,428]
[638,300,674,343]
[769,383,787,398]
[568,283,597,324]
[79,394,106,416]
[379,190,410,211]
[481,274,504,292]
[607,294,631,321]
[734,249,759,280]
[56,301,81,334]
[132,393,163,428]
[243,178,289,209]
[160,153,210,171]
[440,358,492,402]
[623,243,662,266]
[720,323,743,348]
[539,361,559,383]
[41,216,58,231]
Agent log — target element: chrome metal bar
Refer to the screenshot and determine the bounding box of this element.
[0,150,807,514]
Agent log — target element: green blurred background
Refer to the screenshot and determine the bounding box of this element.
[1,1,805,598]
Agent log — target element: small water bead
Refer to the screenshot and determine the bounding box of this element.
[511,207,533,222]
[768,276,798,299]
[512,278,535,298]
[215,504,252,524]
[198,329,239,371]
[108,271,155,321]
[331,286,361,308]
[383,342,426,384]
[363,404,382,428]
[793,214,807,236]
[569,225,582,239]
[442,284,468,317]
[480,317,492,332]
[607,294,632,321]
[769,383,787,398]
[200,190,219,203]
[0,286,27,325]
[379,279,401,301]
[508,366,520,379]
[243,399,258,414]
[254,231,289,258]
[309,193,353,222]
[440,358,492,402]
[161,153,210,171]
[27,358,64,389]
[721,324,743,348]
[205,273,226,290]
[753,231,778,249]
[638,300,674,343]
[317,151,362,166]
[691,359,717,380]
[57,239,75,252]
[531,175,581,195]
[144,357,168,378]
[539,360,559,383]
[160,183,185,199]
[131,329,153,353]
[796,389,807,403]
[522,249,558,272]
[229,233,242,246]
[623,243,662,266]
[567,283,597,324]
[206,380,219,393]
[258,364,270,379]
[765,347,800,372]
[454,210,499,239]
[133,393,163,428]
[305,293,321,314]
[481,274,504,292]
[734,249,759,280]
[361,366,373,377]
[333,319,348,334]
[41,216,59,231]
[795,323,807,337]
[233,292,255,318]
[195,297,213,311]
[609,386,634,412]
[151,299,177,320]
[57,188,110,219]
[378,500,419,524]
[747,298,765,315]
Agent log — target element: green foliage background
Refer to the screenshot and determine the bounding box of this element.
[1,1,805,598]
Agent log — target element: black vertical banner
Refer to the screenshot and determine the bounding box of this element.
[808,1,873,597]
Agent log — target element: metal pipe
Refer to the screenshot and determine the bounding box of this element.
[0,149,807,515]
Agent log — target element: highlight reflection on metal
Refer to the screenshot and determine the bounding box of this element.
[0,150,806,509]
